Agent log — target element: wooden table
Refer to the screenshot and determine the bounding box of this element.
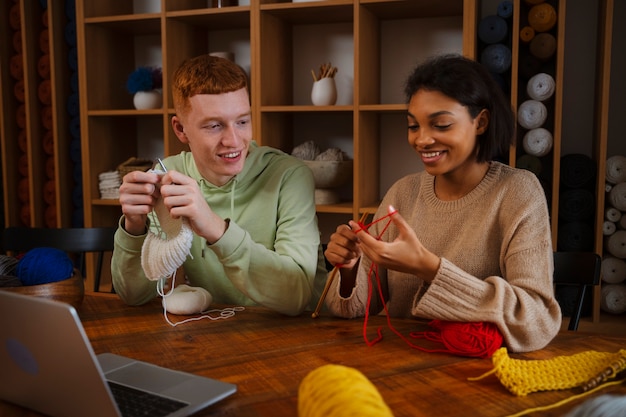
[3,293,626,416]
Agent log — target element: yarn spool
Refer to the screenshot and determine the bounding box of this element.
[43,130,54,155]
[478,15,508,44]
[14,80,25,103]
[43,180,56,205]
[557,222,593,251]
[601,257,626,284]
[606,207,622,223]
[18,153,29,177]
[18,129,27,153]
[38,79,52,105]
[164,285,213,315]
[10,54,24,80]
[600,284,626,315]
[530,33,557,60]
[527,72,555,101]
[520,26,535,43]
[18,177,29,203]
[606,155,626,184]
[604,221,617,236]
[39,29,49,54]
[518,100,547,129]
[528,3,557,33]
[497,0,513,19]
[16,104,26,129]
[609,182,626,211]
[522,128,553,157]
[41,106,53,130]
[16,248,74,286]
[9,3,21,30]
[480,44,512,74]
[560,153,596,189]
[606,230,626,259]
[298,364,393,417]
[38,53,50,79]
[516,154,542,175]
[559,189,595,222]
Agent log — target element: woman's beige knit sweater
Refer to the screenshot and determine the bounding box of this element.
[326,162,562,352]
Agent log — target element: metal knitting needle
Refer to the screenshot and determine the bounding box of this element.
[157,158,168,172]
[312,211,370,319]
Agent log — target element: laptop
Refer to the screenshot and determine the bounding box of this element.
[0,291,236,417]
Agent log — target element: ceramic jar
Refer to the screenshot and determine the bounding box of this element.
[311,77,337,106]
[133,90,162,110]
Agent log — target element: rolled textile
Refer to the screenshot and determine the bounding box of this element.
[605,155,626,184]
[523,128,553,157]
[600,284,626,314]
[609,182,626,211]
[559,189,595,222]
[557,221,594,251]
[560,153,596,189]
[516,154,542,175]
[604,221,617,236]
[601,256,626,284]
[478,15,508,44]
[518,100,547,129]
[527,72,555,101]
[606,207,622,223]
[606,230,626,259]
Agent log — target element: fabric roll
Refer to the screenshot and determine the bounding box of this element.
[518,100,547,129]
[609,182,626,211]
[604,221,616,236]
[559,189,595,222]
[478,15,508,44]
[516,154,542,175]
[606,207,622,223]
[523,128,553,157]
[527,72,555,101]
[606,230,626,259]
[601,257,626,284]
[560,153,595,189]
[605,155,626,184]
[480,44,511,74]
[530,33,556,60]
[557,222,594,251]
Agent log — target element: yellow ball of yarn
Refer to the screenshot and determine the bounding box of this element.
[298,364,394,417]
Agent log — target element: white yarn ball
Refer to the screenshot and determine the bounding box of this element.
[522,128,553,157]
[606,155,626,184]
[606,230,626,259]
[604,221,617,236]
[609,182,626,211]
[606,207,622,222]
[602,256,626,284]
[164,284,213,315]
[600,284,626,314]
[527,72,555,101]
[518,100,547,129]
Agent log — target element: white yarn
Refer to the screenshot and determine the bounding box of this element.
[527,72,555,101]
[522,128,553,157]
[518,100,547,129]
[603,221,617,236]
[606,230,626,259]
[606,207,622,222]
[609,182,626,211]
[601,256,626,284]
[141,198,194,280]
[564,395,626,417]
[606,155,626,184]
[600,284,626,314]
[163,284,212,315]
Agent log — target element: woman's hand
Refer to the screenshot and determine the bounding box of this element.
[325,222,362,270]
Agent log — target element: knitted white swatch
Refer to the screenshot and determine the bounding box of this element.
[141,197,194,281]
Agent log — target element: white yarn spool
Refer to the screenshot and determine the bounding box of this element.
[601,256,626,284]
[605,155,626,184]
[526,72,555,101]
[606,207,622,222]
[604,221,617,236]
[600,284,626,314]
[522,128,553,157]
[609,182,626,211]
[164,284,213,315]
[518,100,548,129]
[606,230,626,259]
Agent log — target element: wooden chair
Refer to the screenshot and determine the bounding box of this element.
[553,251,602,331]
[1,227,117,292]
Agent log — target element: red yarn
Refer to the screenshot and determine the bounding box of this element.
[359,212,503,359]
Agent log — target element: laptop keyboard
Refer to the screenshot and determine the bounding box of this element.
[108,381,188,417]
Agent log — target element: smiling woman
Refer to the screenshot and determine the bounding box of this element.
[323,54,561,353]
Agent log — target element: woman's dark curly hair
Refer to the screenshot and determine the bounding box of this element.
[404,54,514,163]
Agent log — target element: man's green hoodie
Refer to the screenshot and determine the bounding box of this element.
[111,142,327,316]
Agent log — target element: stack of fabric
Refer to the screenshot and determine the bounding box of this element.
[98,171,121,199]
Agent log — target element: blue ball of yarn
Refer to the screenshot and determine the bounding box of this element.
[16,248,74,286]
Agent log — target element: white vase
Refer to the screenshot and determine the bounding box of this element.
[311,77,337,106]
[133,90,162,110]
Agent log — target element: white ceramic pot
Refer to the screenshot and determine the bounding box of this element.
[311,77,337,106]
[133,90,162,110]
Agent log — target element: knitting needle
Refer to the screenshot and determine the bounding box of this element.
[157,158,168,172]
[312,211,370,319]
